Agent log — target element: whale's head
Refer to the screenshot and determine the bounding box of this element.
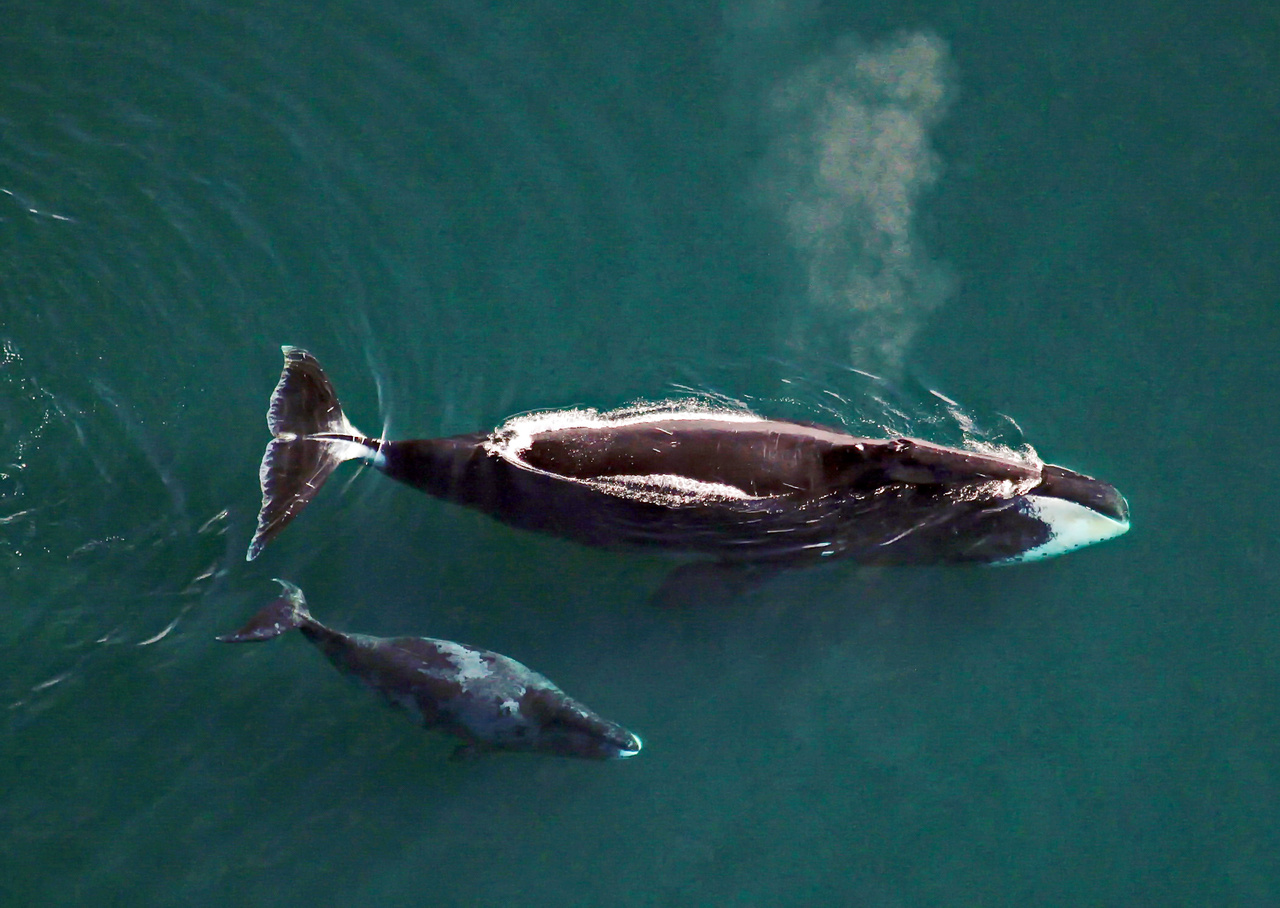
[999,464,1130,563]
[519,689,643,760]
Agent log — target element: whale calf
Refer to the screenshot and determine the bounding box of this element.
[246,347,1129,566]
[219,581,642,761]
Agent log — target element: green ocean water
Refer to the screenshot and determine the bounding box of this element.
[2,0,1278,904]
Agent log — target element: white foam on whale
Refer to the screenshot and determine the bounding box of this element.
[482,397,1054,510]
[588,473,758,506]
[483,400,771,507]
[488,398,760,454]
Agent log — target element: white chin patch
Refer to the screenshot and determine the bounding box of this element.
[618,734,643,758]
[1000,495,1130,564]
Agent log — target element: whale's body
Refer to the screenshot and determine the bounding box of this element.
[219,581,641,760]
[247,347,1129,566]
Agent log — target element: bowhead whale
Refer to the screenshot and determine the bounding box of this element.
[246,347,1129,566]
[219,580,642,760]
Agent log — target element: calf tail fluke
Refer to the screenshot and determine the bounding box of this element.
[246,347,377,561]
[217,579,314,642]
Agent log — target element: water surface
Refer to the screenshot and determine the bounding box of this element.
[2,0,1278,904]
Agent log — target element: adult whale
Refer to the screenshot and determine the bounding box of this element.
[246,347,1129,566]
[219,580,642,760]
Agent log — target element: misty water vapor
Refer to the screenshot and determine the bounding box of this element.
[759,31,954,373]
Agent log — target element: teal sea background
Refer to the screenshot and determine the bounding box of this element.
[3,0,1278,904]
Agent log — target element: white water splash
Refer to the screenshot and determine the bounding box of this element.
[485,397,760,461]
[484,399,768,506]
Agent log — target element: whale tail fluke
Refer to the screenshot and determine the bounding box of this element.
[218,579,314,642]
[246,347,378,561]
